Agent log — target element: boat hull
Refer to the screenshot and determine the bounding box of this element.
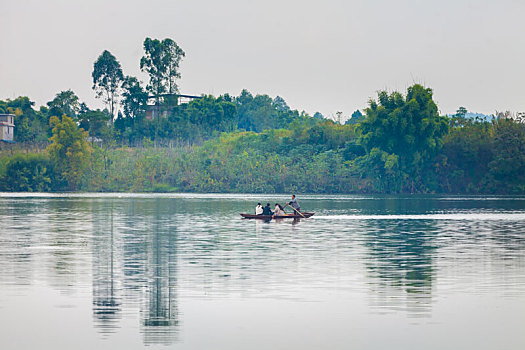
[240,212,315,219]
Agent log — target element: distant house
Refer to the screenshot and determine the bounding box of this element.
[0,114,15,142]
[145,94,202,120]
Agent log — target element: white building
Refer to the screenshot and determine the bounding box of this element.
[0,114,15,142]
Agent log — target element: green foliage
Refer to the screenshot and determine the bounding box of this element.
[438,117,493,192]
[313,112,324,120]
[1,97,49,143]
[92,50,124,119]
[345,110,364,125]
[114,94,239,145]
[4,36,525,195]
[3,77,525,194]
[67,119,362,193]
[140,37,185,96]
[235,90,307,132]
[455,106,468,118]
[0,153,54,191]
[47,115,93,190]
[487,119,525,192]
[121,76,148,120]
[158,121,362,193]
[47,90,80,119]
[439,117,525,193]
[357,85,449,192]
[78,109,111,141]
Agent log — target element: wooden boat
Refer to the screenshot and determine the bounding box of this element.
[240,212,315,219]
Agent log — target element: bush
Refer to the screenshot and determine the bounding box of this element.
[0,153,55,191]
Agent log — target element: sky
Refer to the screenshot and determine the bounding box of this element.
[1,0,524,119]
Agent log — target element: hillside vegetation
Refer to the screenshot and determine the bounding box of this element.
[2,84,525,194]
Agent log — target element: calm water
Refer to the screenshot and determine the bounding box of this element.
[1,193,524,349]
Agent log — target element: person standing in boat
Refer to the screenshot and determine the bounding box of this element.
[289,194,301,213]
[262,203,273,215]
[255,203,263,215]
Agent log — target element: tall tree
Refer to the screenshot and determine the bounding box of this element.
[358,84,449,192]
[164,38,185,94]
[140,38,185,98]
[92,50,124,121]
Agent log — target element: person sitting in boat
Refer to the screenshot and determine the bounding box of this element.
[273,204,285,217]
[289,194,300,213]
[262,203,273,216]
[255,203,263,215]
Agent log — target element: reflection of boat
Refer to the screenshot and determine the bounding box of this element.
[240,212,315,219]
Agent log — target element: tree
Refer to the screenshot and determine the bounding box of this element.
[335,111,343,124]
[313,112,324,120]
[455,106,468,118]
[92,50,124,121]
[0,154,54,191]
[140,38,185,98]
[164,39,186,94]
[47,115,93,190]
[121,76,148,120]
[487,119,525,193]
[47,90,80,119]
[4,96,49,143]
[77,109,111,141]
[439,117,493,193]
[345,110,364,125]
[273,96,290,112]
[358,84,449,192]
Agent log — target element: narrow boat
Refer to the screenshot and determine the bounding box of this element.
[240,212,315,219]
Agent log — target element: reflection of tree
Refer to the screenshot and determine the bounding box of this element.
[0,199,41,287]
[92,204,121,334]
[47,199,92,293]
[141,200,179,345]
[89,198,180,344]
[362,220,437,316]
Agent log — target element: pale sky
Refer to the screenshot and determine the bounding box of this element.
[1,0,524,119]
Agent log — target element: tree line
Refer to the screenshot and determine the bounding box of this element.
[2,84,524,194]
[1,37,524,194]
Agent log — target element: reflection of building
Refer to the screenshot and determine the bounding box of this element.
[141,209,179,345]
[0,114,15,142]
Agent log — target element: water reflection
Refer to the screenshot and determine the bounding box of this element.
[140,201,178,345]
[89,199,179,344]
[1,194,525,349]
[92,204,121,334]
[361,220,437,317]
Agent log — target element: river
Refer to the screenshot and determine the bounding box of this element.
[0,193,524,349]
